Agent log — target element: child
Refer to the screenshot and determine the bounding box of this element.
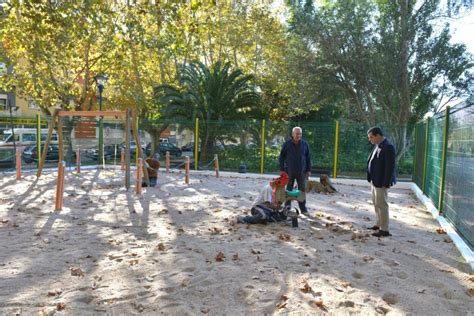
[142,153,160,187]
[237,172,289,224]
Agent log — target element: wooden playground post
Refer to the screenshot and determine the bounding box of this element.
[166,151,170,173]
[16,148,21,180]
[37,108,59,177]
[131,110,149,186]
[76,146,81,173]
[125,109,131,190]
[55,161,66,211]
[214,154,219,178]
[136,158,143,195]
[58,116,63,162]
[121,148,125,171]
[185,156,190,184]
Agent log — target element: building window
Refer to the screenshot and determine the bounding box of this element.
[0,62,6,75]
[0,94,7,111]
[28,99,40,109]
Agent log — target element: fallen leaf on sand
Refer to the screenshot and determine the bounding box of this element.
[156,243,166,251]
[469,276,474,282]
[276,301,287,309]
[312,299,325,308]
[159,209,168,214]
[128,259,139,266]
[251,249,262,254]
[300,280,312,293]
[278,233,291,241]
[440,269,454,273]
[467,289,474,297]
[214,208,222,212]
[70,267,85,277]
[215,251,225,261]
[436,228,447,234]
[232,253,239,261]
[56,303,66,311]
[1,219,8,224]
[177,228,185,234]
[209,227,222,235]
[201,307,210,314]
[47,289,62,297]
[281,295,289,301]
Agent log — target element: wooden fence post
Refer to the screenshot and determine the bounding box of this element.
[55,161,66,211]
[16,149,21,180]
[185,156,190,184]
[166,151,170,173]
[214,154,219,178]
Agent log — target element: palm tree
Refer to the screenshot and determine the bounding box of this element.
[155,61,260,162]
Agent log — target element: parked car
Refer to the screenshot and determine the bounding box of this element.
[145,142,182,157]
[181,142,201,152]
[120,141,146,157]
[21,144,75,163]
[160,142,182,157]
[85,144,121,161]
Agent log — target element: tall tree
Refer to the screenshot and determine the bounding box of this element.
[155,61,260,161]
[289,0,473,158]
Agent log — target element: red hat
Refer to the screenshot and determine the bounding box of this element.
[273,171,289,187]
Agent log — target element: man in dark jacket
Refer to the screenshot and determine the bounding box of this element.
[279,126,312,215]
[367,127,396,237]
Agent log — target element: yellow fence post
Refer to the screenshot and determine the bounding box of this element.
[260,119,265,174]
[36,113,41,169]
[422,117,431,192]
[194,118,199,170]
[333,120,339,178]
[438,106,450,213]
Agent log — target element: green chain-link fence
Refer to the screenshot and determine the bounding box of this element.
[413,100,473,249]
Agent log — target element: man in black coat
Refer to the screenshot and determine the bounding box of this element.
[367,127,396,237]
[279,126,312,215]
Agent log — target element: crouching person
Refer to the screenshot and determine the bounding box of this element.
[143,153,160,187]
[237,172,289,224]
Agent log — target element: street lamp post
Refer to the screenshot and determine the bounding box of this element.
[94,73,108,165]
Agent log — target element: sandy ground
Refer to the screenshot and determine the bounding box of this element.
[0,168,473,315]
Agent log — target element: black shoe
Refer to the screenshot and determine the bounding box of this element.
[372,230,391,237]
[368,225,380,230]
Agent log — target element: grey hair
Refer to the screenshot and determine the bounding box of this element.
[292,126,302,134]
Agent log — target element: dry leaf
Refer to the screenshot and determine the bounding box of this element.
[363,256,374,262]
[467,289,474,297]
[278,233,291,241]
[56,303,66,311]
[276,301,287,309]
[129,259,139,266]
[177,228,185,234]
[469,276,474,283]
[312,299,325,308]
[300,280,312,293]
[1,219,8,224]
[159,209,168,214]
[47,289,62,297]
[440,269,454,273]
[251,249,262,254]
[201,307,210,314]
[157,243,166,251]
[209,227,222,235]
[281,295,289,301]
[232,253,239,261]
[70,267,85,277]
[325,222,335,228]
[215,251,225,262]
[214,208,222,212]
[436,227,447,234]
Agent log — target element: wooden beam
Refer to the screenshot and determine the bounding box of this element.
[57,110,126,117]
[131,110,150,185]
[37,109,59,177]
